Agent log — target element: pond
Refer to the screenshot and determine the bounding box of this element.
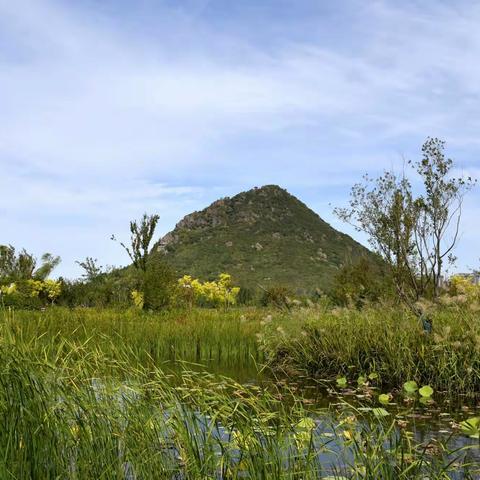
[159,356,480,479]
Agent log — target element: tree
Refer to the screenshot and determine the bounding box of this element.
[75,257,103,281]
[0,245,60,282]
[112,213,177,310]
[112,213,160,273]
[412,138,475,298]
[334,138,475,312]
[0,245,16,281]
[33,253,61,281]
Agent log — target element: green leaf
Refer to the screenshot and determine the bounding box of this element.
[460,417,480,438]
[296,417,316,431]
[336,376,347,388]
[419,385,433,398]
[378,394,390,405]
[357,375,367,386]
[372,407,390,418]
[368,372,379,381]
[403,380,418,394]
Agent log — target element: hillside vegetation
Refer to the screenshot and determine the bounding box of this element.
[155,185,375,292]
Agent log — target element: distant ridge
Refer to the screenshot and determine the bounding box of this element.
[154,185,375,292]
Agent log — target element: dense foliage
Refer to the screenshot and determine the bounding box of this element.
[0,245,62,308]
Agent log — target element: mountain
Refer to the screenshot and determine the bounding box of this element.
[154,185,375,292]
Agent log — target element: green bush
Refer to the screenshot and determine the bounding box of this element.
[260,285,292,309]
[58,269,137,308]
[330,257,393,307]
[143,256,176,310]
[237,285,255,305]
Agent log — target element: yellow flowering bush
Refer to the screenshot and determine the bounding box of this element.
[43,279,62,303]
[449,275,480,303]
[0,283,17,296]
[131,290,144,309]
[27,280,44,298]
[0,279,61,305]
[178,273,240,307]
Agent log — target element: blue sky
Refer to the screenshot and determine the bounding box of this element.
[1,0,479,278]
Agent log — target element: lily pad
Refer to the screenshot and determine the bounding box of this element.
[403,380,418,394]
[297,417,316,430]
[378,393,390,405]
[357,375,367,386]
[336,377,347,388]
[419,385,434,398]
[459,417,480,438]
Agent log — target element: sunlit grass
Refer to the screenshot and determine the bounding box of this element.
[10,307,263,376]
[0,306,479,478]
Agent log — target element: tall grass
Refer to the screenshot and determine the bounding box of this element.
[260,306,480,395]
[7,304,480,392]
[0,309,478,479]
[11,307,263,378]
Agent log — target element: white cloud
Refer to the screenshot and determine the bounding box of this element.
[0,0,479,276]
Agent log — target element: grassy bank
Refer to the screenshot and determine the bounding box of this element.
[10,307,263,377]
[7,305,480,393]
[0,308,478,479]
[260,306,480,395]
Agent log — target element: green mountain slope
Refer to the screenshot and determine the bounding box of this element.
[154,185,375,292]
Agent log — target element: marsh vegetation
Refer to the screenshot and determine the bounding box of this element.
[1,306,480,479]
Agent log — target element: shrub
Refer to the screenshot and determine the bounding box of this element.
[448,275,480,304]
[177,273,240,308]
[330,257,392,307]
[0,279,61,308]
[260,285,292,309]
[131,290,144,309]
[237,286,255,305]
[58,270,137,308]
[142,257,176,310]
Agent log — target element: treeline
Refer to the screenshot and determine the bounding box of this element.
[1,138,478,311]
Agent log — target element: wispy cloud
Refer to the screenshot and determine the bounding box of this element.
[0,0,479,276]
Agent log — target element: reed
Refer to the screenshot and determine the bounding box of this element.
[260,306,480,395]
[10,307,263,375]
[0,307,478,479]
